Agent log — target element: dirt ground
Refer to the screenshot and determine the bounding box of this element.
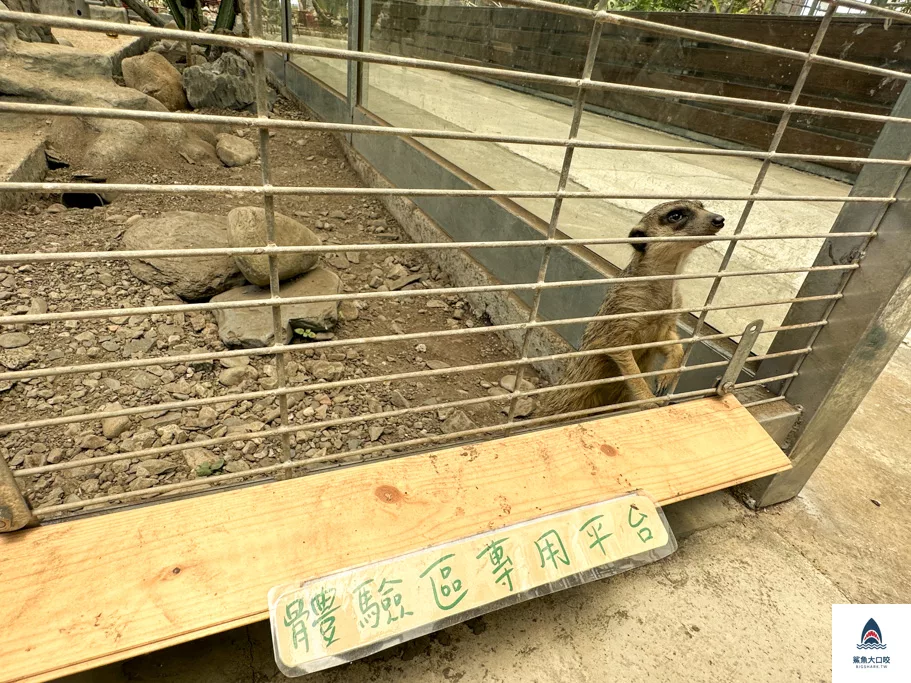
[0,97,541,517]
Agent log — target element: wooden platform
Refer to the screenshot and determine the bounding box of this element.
[0,395,791,683]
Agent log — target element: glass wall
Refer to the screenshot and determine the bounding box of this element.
[280,0,910,352]
[288,0,350,94]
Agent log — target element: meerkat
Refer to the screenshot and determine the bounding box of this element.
[541,200,725,416]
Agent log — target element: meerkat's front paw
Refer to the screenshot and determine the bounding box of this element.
[655,370,680,396]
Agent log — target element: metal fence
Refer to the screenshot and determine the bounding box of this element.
[1,0,910,529]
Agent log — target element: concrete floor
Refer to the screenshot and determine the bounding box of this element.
[58,344,911,683]
[289,37,852,353]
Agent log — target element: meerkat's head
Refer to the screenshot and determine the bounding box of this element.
[628,200,725,260]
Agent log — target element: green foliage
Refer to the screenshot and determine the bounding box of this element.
[162,0,203,30]
[213,0,236,32]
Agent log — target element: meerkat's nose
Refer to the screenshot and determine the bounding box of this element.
[711,215,725,228]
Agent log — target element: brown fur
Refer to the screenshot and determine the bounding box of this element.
[542,200,725,416]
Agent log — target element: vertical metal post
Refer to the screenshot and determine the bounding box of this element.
[281,0,292,51]
[357,0,371,110]
[505,7,606,421]
[741,84,911,508]
[664,6,835,397]
[346,0,361,142]
[251,0,294,466]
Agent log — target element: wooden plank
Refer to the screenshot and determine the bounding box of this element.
[0,395,790,683]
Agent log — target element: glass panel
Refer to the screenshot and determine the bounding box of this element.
[288,0,350,95]
[263,0,284,40]
[365,0,587,223]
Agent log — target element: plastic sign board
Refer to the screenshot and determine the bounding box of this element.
[269,491,676,676]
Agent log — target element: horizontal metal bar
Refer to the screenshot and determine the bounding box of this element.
[740,395,788,408]
[0,233,874,266]
[15,362,724,478]
[0,295,835,387]
[2,6,910,121]
[3,294,837,382]
[19,351,796,481]
[0,265,856,327]
[826,0,911,22]
[1,101,908,170]
[0,181,894,203]
[0,319,818,436]
[504,0,911,88]
[30,370,791,516]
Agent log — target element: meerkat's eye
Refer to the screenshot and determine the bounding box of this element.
[665,210,685,223]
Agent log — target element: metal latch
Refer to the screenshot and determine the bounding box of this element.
[717,319,764,396]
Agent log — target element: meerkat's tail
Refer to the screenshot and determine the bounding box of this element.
[539,355,625,417]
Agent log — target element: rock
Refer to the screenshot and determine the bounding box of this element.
[211,269,342,349]
[27,297,48,315]
[219,356,250,368]
[46,203,67,213]
[0,348,36,370]
[441,410,477,434]
[183,447,219,470]
[101,402,131,438]
[501,397,535,418]
[227,207,320,286]
[121,52,188,112]
[84,120,148,171]
[79,434,109,450]
[182,137,217,164]
[225,459,250,473]
[338,301,359,321]
[122,211,245,301]
[388,273,423,291]
[215,134,257,167]
[326,253,349,270]
[182,52,257,111]
[129,476,157,491]
[369,425,384,442]
[426,360,450,370]
[196,406,217,428]
[219,366,250,387]
[390,390,410,409]
[499,374,535,393]
[128,370,158,389]
[0,332,30,349]
[311,360,345,382]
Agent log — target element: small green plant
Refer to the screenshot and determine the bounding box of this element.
[294,327,318,339]
[195,458,225,477]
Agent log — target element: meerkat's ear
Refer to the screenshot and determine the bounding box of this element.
[629,228,647,253]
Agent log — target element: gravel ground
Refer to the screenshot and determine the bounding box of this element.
[0,98,541,518]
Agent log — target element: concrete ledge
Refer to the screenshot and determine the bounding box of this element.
[0,134,47,212]
[108,35,152,76]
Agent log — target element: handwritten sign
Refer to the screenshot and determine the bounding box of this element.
[269,492,675,676]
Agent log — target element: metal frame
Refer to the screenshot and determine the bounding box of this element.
[0,0,909,522]
[743,80,911,507]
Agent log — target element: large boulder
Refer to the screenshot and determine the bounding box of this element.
[215,133,257,167]
[227,206,321,286]
[211,269,342,348]
[82,119,148,171]
[182,52,256,111]
[122,212,246,301]
[122,52,188,112]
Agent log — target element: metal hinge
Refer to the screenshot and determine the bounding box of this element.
[717,319,764,396]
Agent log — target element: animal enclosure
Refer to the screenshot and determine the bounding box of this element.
[0,0,910,678]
